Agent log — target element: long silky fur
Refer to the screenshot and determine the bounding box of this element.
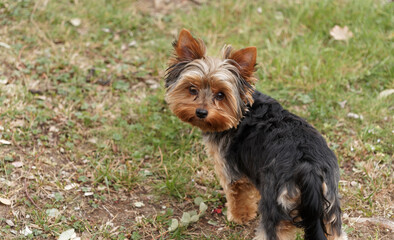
[204,91,344,240]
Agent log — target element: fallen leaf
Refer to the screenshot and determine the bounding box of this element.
[64,183,78,190]
[134,202,145,208]
[49,126,59,132]
[338,100,347,109]
[190,214,199,222]
[128,40,137,47]
[46,208,61,218]
[21,226,33,236]
[0,197,11,205]
[0,139,11,145]
[0,78,8,84]
[5,219,14,227]
[199,202,208,214]
[11,161,24,168]
[168,219,179,232]
[0,42,11,49]
[180,212,191,226]
[378,89,394,99]
[58,229,77,240]
[194,197,203,206]
[10,119,25,128]
[70,18,81,27]
[347,112,363,120]
[330,25,353,41]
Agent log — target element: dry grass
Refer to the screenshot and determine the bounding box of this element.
[0,0,393,239]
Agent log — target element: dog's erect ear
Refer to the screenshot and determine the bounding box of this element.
[172,29,206,63]
[227,47,257,79]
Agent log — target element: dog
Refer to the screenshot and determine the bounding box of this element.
[164,29,347,240]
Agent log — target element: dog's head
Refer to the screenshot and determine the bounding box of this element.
[165,29,257,132]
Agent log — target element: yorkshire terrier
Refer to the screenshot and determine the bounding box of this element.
[165,29,347,240]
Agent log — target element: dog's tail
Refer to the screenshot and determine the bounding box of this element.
[294,162,328,240]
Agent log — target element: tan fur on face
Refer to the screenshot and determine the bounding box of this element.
[166,57,252,132]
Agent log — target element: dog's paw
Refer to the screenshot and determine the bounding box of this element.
[227,208,257,224]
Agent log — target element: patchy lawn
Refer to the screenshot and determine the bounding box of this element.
[0,0,393,239]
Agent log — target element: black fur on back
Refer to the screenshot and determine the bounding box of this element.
[205,90,342,240]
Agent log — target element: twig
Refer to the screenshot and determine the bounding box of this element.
[102,205,114,218]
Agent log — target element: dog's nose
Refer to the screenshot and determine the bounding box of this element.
[196,108,208,119]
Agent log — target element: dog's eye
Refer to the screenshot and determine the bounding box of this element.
[215,92,225,101]
[189,86,198,95]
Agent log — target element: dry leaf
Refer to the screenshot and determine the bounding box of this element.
[0,42,11,49]
[330,25,353,41]
[70,18,81,27]
[378,89,394,99]
[5,219,14,227]
[0,197,11,205]
[11,161,24,168]
[0,139,11,145]
[21,226,33,236]
[134,202,145,208]
[10,119,25,128]
[64,183,78,190]
[58,228,77,240]
[0,78,8,84]
[347,112,363,120]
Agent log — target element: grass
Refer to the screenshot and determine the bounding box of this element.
[0,0,393,239]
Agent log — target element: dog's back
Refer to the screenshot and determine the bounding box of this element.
[222,90,345,240]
